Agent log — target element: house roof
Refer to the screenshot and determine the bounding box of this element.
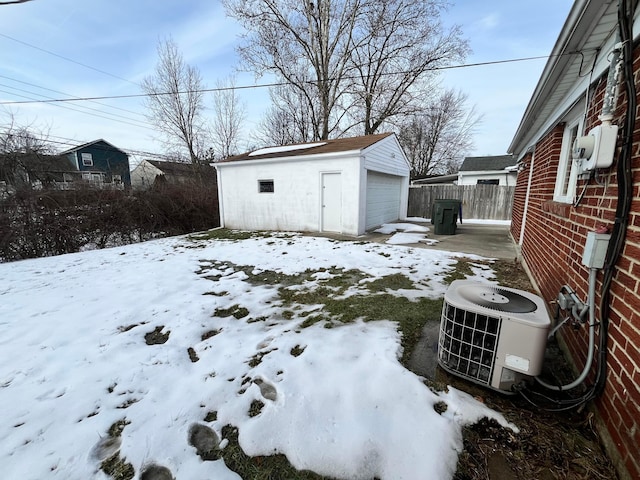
[143,160,217,181]
[59,139,128,156]
[412,174,458,185]
[459,155,515,172]
[147,160,203,175]
[220,132,395,163]
[508,0,620,155]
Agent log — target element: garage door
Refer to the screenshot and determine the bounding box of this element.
[365,171,402,230]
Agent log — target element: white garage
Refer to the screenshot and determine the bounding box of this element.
[216,133,410,236]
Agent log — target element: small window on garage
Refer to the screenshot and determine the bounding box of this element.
[258,179,274,193]
[477,179,499,185]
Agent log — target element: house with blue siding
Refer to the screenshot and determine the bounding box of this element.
[61,139,131,189]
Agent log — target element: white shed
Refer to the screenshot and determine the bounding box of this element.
[216,133,410,236]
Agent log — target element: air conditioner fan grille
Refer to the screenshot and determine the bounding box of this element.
[438,301,501,386]
[457,284,538,313]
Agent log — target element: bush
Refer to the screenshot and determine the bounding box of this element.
[0,183,219,262]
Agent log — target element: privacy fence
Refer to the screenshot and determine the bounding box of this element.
[408,185,515,221]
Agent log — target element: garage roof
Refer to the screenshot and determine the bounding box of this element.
[220,132,394,163]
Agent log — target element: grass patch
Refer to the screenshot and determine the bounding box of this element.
[280,282,442,364]
[204,410,217,422]
[248,400,265,417]
[189,229,257,241]
[144,326,170,345]
[219,425,334,479]
[201,329,221,341]
[443,258,476,284]
[367,273,415,292]
[290,345,306,357]
[248,349,276,368]
[187,347,199,363]
[299,315,327,329]
[214,305,249,319]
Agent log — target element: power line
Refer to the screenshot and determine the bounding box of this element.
[6,131,176,161]
[0,83,154,129]
[0,74,148,119]
[0,53,575,106]
[0,88,155,131]
[0,33,139,86]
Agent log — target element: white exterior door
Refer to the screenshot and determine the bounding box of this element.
[365,171,402,230]
[321,172,342,232]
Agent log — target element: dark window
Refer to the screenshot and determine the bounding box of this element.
[477,179,499,185]
[81,153,93,166]
[258,180,274,193]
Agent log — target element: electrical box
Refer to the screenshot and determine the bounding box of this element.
[573,124,618,177]
[582,232,611,269]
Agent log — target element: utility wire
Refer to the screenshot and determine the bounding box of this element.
[0,88,155,131]
[0,33,139,86]
[0,52,580,106]
[7,130,175,161]
[0,83,154,129]
[0,74,148,118]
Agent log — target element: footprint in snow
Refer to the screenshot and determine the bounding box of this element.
[253,378,278,401]
[90,436,121,462]
[140,464,174,480]
[256,336,274,349]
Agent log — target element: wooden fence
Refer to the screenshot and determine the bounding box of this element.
[408,185,515,221]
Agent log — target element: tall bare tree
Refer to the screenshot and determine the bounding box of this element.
[225,0,468,141]
[211,75,246,160]
[142,38,208,163]
[398,89,481,179]
[224,0,361,141]
[350,0,468,135]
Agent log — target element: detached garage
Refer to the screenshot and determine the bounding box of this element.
[216,133,410,236]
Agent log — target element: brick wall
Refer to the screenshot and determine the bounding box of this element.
[513,48,640,480]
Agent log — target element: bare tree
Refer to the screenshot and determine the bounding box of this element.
[142,38,208,164]
[350,0,468,135]
[1,113,52,155]
[255,84,317,146]
[211,75,246,160]
[224,0,361,141]
[1,113,56,188]
[398,89,481,179]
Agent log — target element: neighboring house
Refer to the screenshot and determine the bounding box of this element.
[411,173,458,185]
[457,155,517,186]
[61,139,131,189]
[0,152,80,191]
[131,159,217,190]
[509,2,639,479]
[216,132,410,236]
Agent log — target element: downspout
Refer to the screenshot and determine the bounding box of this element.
[518,145,536,246]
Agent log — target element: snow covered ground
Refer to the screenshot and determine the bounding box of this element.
[0,231,516,479]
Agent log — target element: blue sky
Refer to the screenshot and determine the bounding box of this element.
[0,0,573,162]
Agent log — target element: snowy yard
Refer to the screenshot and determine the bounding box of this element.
[0,230,517,480]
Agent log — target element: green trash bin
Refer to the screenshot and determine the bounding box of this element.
[432,199,461,235]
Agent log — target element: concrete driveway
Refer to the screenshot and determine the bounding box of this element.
[361,221,518,261]
[419,222,517,260]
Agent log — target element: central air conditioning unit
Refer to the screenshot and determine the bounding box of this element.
[438,280,551,393]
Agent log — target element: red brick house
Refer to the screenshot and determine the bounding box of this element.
[508,1,639,479]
